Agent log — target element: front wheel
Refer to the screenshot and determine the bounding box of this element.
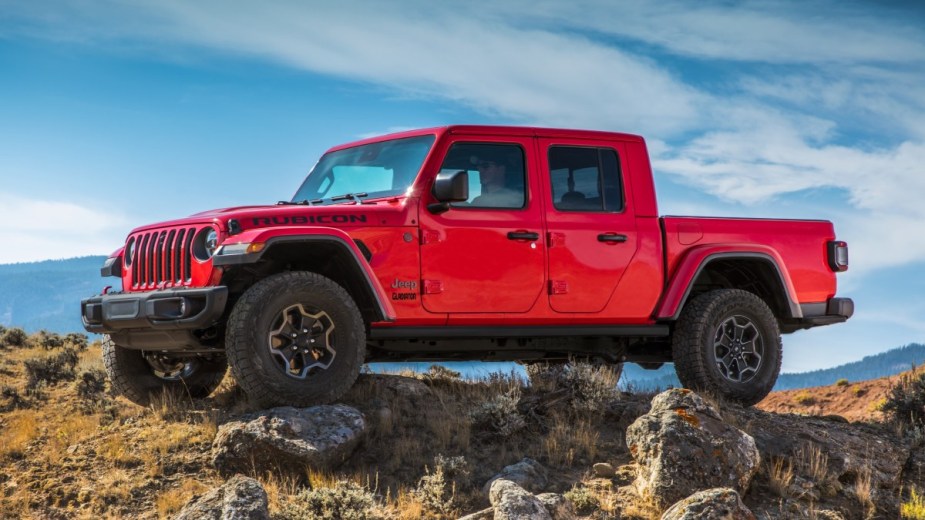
[102,336,227,407]
[225,271,366,408]
[672,289,782,406]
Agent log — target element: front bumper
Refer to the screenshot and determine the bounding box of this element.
[81,286,229,334]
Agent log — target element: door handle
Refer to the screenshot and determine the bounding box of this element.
[597,233,628,243]
[508,231,540,241]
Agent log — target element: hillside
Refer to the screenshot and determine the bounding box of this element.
[1,330,924,519]
[0,256,110,333]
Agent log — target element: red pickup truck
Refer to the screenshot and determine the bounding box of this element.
[81,126,852,407]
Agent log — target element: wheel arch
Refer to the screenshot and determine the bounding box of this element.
[658,249,802,322]
[215,231,395,324]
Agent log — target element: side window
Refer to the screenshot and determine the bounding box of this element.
[548,146,624,212]
[438,143,526,209]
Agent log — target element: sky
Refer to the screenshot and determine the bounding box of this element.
[0,0,923,371]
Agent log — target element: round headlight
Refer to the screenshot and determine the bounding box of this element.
[193,227,220,261]
[124,238,135,267]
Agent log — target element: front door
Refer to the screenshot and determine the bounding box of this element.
[418,138,545,313]
[539,139,638,313]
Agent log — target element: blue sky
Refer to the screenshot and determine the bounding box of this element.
[1,1,923,371]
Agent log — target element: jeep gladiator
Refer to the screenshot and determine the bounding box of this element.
[81,126,853,407]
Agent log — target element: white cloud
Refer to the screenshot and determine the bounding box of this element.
[2,0,924,277]
[0,194,129,264]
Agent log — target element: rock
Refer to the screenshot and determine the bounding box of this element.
[660,488,754,520]
[536,493,576,520]
[457,507,494,520]
[211,404,365,476]
[626,389,760,508]
[724,405,906,518]
[489,479,552,520]
[592,462,615,478]
[482,457,549,494]
[174,475,269,520]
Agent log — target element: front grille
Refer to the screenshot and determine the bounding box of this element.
[130,227,197,288]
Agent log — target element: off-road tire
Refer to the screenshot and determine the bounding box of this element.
[672,289,782,406]
[102,335,227,407]
[225,271,365,408]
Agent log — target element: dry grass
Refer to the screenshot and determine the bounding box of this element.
[855,464,875,518]
[43,412,100,464]
[768,456,794,498]
[903,487,925,519]
[796,442,829,483]
[0,408,40,458]
[544,414,600,467]
[156,478,210,519]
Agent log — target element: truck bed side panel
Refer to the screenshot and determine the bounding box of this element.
[662,217,838,304]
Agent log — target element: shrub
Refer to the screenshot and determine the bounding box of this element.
[0,385,29,411]
[564,485,600,515]
[425,364,461,381]
[793,391,815,405]
[883,371,925,428]
[852,385,866,397]
[23,348,79,387]
[559,362,621,413]
[64,332,89,350]
[276,480,377,520]
[75,367,107,401]
[903,487,925,519]
[35,330,64,350]
[470,388,526,438]
[412,455,469,517]
[836,378,849,387]
[1,327,28,347]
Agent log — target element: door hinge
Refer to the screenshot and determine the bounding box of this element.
[549,280,568,295]
[423,280,444,294]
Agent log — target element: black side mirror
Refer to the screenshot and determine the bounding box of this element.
[428,170,469,214]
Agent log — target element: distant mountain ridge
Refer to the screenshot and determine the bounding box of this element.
[620,343,925,391]
[0,256,108,333]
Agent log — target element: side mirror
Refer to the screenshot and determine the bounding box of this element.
[428,170,469,214]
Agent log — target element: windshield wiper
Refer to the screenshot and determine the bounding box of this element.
[328,192,369,203]
[277,199,323,206]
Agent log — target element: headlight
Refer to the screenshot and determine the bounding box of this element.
[193,227,220,261]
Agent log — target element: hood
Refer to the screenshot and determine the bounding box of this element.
[129,198,417,235]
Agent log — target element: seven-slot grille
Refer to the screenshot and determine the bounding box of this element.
[129,227,198,288]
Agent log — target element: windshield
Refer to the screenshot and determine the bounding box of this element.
[292,134,436,203]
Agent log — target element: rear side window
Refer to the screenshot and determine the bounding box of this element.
[548,146,623,212]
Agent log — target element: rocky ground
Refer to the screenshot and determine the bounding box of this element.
[0,329,923,519]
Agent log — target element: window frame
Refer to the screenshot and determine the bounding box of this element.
[437,141,529,211]
[547,145,626,214]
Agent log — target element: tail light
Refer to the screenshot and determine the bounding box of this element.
[827,241,849,272]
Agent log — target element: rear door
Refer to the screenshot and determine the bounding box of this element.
[539,138,638,313]
[418,137,546,313]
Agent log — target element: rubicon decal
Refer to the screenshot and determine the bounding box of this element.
[251,215,368,226]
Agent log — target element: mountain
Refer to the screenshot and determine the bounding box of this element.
[618,343,925,392]
[0,256,110,333]
[773,342,925,390]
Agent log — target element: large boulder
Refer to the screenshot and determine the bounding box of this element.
[536,493,576,520]
[660,488,754,520]
[174,475,269,520]
[211,404,365,475]
[489,479,552,520]
[626,389,760,508]
[482,457,549,494]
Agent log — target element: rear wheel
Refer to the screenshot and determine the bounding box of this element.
[225,271,365,408]
[672,289,782,406]
[102,336,227,407]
